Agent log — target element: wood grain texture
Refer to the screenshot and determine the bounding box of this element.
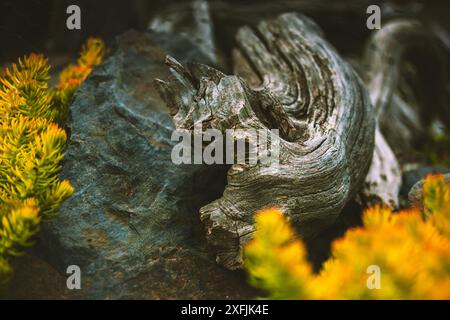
[156,13,375,269]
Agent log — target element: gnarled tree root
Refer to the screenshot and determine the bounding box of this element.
[156,13,375,270]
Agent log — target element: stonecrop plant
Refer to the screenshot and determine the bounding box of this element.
[0,38,105,285]
[53,38,105,122]
[244,174,450,299]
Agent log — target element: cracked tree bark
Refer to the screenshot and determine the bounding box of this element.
[156,13,375,270]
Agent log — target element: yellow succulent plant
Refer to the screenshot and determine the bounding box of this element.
[0,38,105,285]
[244,174,450,299]
[53,38,106,119]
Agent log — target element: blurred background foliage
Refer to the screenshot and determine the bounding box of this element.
[0,0,449,68]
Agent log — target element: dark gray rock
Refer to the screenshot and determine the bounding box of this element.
[401,166,450,200]
[35,30,255,299]
[408,173,450,209]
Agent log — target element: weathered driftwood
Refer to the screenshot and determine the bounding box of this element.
[361,20,448,207]
[156,13,375,270]
[148,0,218,65]
[362,128,401,207]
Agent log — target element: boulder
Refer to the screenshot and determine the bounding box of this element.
[33,29,255,299]
[408,173,450,209]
